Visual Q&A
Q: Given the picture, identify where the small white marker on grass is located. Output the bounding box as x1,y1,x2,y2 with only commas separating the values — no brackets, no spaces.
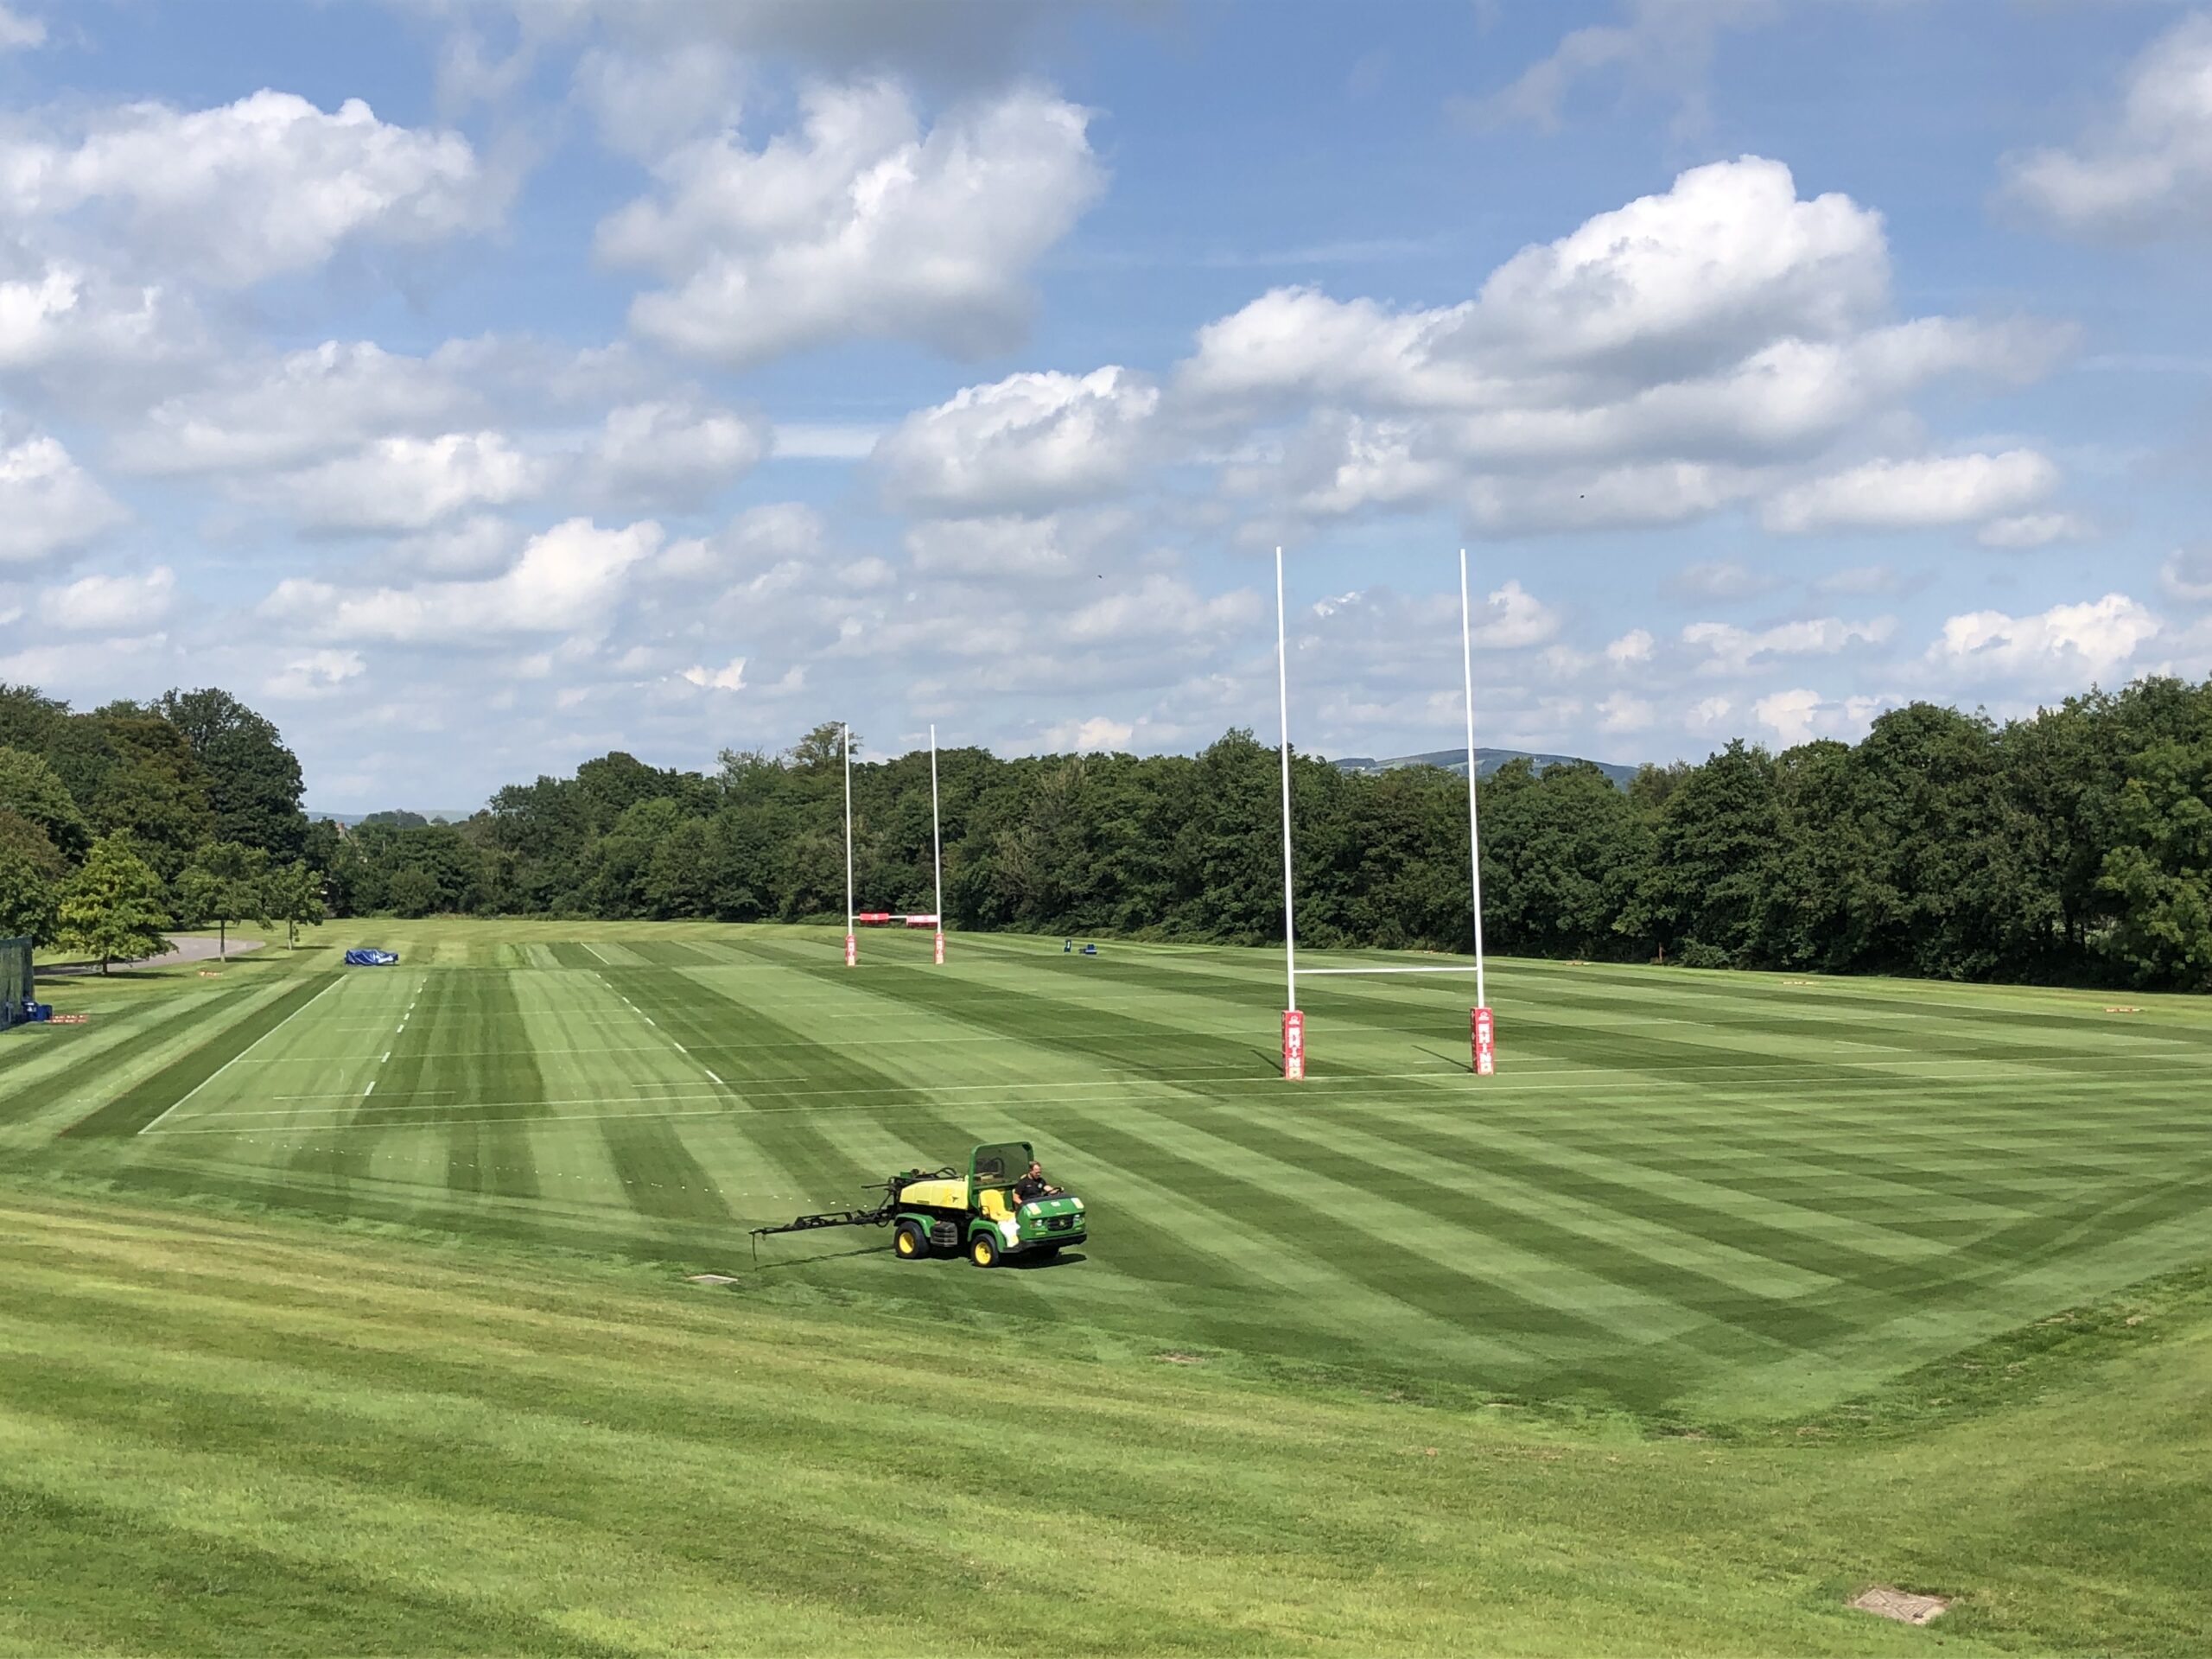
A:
363,1080,376,1097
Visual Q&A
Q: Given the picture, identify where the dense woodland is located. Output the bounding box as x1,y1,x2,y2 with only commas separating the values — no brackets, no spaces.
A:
3,676,2209,990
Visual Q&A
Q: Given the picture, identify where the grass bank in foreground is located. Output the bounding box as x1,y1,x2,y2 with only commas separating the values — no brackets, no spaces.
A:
2,1185,2207,1656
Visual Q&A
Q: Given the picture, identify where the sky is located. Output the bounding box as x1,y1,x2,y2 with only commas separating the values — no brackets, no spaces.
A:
1,0,2209,810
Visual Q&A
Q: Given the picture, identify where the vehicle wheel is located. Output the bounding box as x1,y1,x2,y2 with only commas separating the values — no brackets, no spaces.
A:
969,1231,1000,1268
893,1220,930,1261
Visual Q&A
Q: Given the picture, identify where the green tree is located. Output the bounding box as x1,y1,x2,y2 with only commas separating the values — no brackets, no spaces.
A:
386,866,438,918
85,710,215,880
175,840,272,958
0,810,67,944
0,746,92,858
264,859,327,948
156,688,308,858
2096,738,2212,989
1639,741,1784,967
56,830,172,974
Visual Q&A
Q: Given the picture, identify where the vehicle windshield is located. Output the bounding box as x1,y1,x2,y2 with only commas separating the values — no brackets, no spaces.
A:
970,1142,1033,1192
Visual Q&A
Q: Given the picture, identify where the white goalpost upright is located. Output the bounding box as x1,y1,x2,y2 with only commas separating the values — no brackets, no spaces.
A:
930,723,946,965
843,721,857,967
840,719,950,967
1273,547,1495,1078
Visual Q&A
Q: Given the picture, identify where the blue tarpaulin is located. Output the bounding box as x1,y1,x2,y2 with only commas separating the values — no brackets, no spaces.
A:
344,949,399,966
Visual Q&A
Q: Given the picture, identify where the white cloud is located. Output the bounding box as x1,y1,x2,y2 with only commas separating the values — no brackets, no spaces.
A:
574,40,743,159
875,367,1159,515
590,399,766,505
2005,15,2212,241
657,501,828,582
1041,715,1135,751
1683,614,1894,675
2162,546,2212,603
1605,627,1656,666
0,91,493,285
118,340,475,474
1977,511,2094,549
389,514,524,577
0,263,183,372
598,79,1103,366
263,649,367,700
1471,579,1560,648
0,5,44,50
1465,461,1758,534
1062,573,1262,644
0,434,129,563
681,656,747,691
1687,694,1734,733
1752,686,1822,747
1173,157,2060,537
1815,563,1903,596
903,511,1131,580
1184,159,1891,409
1933,594,2161,682
1598,690,1656,733
271,430,543,531
1670,558,1777,601
772,423,884,459
1763,450,2057,533
261,517,663,643
1459,0,1777,134
36,565,175,632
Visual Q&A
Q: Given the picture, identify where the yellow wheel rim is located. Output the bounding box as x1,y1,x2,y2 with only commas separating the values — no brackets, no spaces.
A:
973,1240,990,1263
896,1233,915,1255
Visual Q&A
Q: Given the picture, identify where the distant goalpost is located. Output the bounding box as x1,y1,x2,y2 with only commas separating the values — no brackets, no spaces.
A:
1274,548,1493,1081
841,721,947,968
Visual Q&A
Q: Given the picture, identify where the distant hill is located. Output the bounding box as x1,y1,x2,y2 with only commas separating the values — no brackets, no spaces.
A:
1330,747,1640,788
308,810,474,828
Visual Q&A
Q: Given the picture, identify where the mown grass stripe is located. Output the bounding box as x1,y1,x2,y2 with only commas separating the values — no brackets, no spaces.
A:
60,974,341,1140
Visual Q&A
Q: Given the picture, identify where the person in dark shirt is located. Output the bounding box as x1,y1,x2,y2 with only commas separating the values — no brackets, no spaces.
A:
1013,1160,1059,1203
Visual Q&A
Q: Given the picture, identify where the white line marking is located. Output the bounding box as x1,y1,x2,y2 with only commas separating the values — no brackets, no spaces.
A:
363,1080,376,1097
1296,965,1483,976
583,943,616,963
704,1070,726,1086
136,978,340,1136
671,1041,687,1053
381,1052,391,1063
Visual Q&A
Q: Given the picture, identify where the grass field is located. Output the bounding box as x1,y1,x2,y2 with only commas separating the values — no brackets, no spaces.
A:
4,920,2209,1652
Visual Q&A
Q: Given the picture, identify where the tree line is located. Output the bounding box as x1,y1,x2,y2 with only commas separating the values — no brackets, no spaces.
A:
5,676,2208,990
1,686,325,971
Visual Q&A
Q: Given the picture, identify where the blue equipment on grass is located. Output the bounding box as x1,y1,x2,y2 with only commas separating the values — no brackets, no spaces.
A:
1061,939,1099,956
344,948,400,966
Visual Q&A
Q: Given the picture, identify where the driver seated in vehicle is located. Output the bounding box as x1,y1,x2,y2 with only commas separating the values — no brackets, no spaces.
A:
1013,1160,1060,1203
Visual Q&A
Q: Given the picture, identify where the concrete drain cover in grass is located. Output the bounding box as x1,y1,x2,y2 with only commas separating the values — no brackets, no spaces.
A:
1852,1587,1949,1624
685,1273,741,1287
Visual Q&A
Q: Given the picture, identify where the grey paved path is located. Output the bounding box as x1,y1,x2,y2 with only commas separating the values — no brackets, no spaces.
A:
40,934,266,976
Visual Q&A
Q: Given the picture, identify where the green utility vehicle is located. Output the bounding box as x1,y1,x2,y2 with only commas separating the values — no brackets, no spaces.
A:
752,1141,1086,1267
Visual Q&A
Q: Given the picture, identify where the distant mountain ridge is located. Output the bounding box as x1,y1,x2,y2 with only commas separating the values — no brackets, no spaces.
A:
1330,747,1640,788
309,809,474,828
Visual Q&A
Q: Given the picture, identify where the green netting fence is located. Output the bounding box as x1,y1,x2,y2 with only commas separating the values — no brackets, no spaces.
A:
0,937,29,1033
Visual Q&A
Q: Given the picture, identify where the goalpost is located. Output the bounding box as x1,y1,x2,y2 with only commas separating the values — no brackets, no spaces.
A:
1274,548,1494,1079
842,721,948,967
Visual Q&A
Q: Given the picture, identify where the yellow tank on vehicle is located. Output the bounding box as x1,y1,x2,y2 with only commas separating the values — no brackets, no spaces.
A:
895,1177,969,1210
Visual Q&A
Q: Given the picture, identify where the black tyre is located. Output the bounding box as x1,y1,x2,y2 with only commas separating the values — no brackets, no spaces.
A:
969,1230,1001,1268
893,1220,930,1261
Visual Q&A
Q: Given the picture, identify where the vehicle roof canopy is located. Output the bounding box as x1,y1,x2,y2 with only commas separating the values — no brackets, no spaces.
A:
969,1142,1034,1188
